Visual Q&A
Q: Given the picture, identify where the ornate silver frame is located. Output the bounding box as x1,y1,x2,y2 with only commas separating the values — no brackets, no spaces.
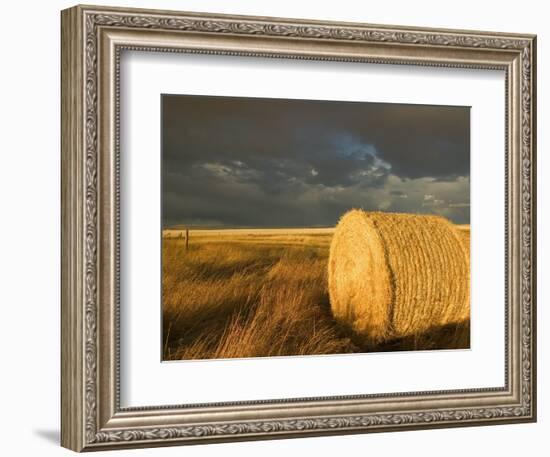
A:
61,4,537,452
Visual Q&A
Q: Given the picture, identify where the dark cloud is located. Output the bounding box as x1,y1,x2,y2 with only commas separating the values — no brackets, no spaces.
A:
162,94,470,227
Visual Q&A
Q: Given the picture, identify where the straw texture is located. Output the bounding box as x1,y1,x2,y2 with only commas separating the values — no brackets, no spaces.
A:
328,210,470,345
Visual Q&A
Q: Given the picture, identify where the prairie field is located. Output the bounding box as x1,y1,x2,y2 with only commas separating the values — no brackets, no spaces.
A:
162,224,470,361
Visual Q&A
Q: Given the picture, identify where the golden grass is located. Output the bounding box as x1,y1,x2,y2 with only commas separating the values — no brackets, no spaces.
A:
328,210,470,347
163,231,355,360
163,220,470,360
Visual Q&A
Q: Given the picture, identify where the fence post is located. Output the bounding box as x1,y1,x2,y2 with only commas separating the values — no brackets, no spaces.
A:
186,229,189,251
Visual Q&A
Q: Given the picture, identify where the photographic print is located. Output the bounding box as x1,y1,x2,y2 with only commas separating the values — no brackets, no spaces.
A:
162,94,471,361
61,7,536,449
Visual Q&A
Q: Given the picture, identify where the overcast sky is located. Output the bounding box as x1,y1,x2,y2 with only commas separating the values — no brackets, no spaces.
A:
162,94,470,228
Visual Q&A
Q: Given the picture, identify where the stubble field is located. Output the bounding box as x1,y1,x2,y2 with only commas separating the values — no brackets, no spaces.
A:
162,225,470,361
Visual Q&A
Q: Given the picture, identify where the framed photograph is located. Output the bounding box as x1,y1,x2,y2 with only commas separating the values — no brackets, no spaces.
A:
61,4,537,452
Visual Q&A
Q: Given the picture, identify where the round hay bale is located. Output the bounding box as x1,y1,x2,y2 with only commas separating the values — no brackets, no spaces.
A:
328,209,470,345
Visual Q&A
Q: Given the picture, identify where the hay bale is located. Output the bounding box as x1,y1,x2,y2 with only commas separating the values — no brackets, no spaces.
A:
328,209,470,345
456,226,470,252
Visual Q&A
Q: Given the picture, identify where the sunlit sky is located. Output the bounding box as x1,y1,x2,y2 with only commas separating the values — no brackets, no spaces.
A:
162,94,470,228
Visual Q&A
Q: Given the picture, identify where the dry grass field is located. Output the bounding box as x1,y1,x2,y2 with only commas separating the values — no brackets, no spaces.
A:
162,220,471,361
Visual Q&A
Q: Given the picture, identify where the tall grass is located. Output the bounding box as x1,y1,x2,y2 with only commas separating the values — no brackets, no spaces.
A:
163,235,356,360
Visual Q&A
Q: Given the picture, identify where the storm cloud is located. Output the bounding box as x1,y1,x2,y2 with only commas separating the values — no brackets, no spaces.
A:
162,94,470,227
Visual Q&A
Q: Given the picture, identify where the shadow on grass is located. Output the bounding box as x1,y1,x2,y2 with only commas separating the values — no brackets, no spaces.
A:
370,321,470,353
332,317,471,354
